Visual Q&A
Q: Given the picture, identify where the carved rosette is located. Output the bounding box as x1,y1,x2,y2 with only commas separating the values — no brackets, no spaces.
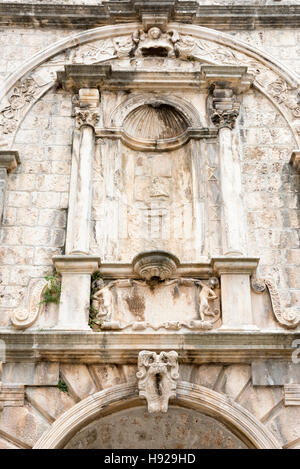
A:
211,107,240,130
136,351,179,413
251,276,300,329
11,279,47,330
75,108,100,129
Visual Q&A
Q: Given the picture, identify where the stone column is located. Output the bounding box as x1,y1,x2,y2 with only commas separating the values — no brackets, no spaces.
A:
66,88,100,255
212,257,259,331
0,151,20,222
53,89,100,331
211,88,247,256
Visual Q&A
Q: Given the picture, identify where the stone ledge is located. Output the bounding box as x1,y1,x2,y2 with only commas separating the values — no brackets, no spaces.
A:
0,330,298,364
290,150,300,173
0,384,24,407
284,384,300,406
0,151,20,172
0,3,300,29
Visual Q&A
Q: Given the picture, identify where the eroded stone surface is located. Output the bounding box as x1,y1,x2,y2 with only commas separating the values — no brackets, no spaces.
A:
64,406,248,449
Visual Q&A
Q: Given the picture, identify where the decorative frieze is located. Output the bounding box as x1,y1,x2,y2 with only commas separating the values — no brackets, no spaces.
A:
136,350,179,413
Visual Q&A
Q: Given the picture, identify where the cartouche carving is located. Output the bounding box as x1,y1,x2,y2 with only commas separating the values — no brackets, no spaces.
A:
91,276,221,331
136,350,179,413
11,278,48,329
251,276,300,329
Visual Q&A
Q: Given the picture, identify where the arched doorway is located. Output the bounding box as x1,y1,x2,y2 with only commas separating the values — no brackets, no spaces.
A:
34,382,281,449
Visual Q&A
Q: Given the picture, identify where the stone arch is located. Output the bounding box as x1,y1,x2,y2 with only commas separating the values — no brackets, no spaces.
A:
1,22,300,150
33,381,281,449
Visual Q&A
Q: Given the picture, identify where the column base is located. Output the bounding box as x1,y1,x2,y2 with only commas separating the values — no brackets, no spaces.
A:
53,255,101,332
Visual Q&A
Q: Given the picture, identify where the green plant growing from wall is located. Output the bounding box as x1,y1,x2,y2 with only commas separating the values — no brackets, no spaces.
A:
58,379,68,393
41,273,61,305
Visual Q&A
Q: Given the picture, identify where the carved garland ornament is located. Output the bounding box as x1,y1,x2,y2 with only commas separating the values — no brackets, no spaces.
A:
10,278,48,329
136,350,179,413
251,276,300,329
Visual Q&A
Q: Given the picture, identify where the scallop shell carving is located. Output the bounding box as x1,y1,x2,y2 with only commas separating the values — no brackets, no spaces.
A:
123,103,189,140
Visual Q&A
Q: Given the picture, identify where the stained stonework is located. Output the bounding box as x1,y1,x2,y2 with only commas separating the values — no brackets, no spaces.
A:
65,406,248,449
0,0,300,451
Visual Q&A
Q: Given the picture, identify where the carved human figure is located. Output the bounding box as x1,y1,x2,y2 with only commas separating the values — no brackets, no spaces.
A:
91,279,115,321
133,27,179,58
197,278,218,321
92,278,146,322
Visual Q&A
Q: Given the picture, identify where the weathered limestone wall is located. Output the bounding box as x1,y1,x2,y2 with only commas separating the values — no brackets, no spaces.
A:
0,362,299,449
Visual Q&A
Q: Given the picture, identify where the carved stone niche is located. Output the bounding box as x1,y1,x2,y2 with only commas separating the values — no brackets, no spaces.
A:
91,252,221,332
136,350,179,413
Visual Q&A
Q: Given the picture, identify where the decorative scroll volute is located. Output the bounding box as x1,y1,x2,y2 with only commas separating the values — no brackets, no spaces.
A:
136,350,179,413
10,279,48,330
251,276,300,329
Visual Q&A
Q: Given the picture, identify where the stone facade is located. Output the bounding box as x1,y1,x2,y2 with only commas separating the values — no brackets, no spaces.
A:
0,0,299,449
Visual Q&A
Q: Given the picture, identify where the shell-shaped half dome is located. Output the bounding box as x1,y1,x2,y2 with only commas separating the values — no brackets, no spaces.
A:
123,103,189,140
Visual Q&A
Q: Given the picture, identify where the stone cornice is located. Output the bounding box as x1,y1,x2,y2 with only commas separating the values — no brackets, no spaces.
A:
290,150,300,173
0,151,20,172
0,330,299,364
57,64,253,93
0,3,300,30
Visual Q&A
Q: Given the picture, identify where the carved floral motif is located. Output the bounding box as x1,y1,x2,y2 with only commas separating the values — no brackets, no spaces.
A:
75,108,100,128
136,350,179,413
0,78,38,134
251,276,300,329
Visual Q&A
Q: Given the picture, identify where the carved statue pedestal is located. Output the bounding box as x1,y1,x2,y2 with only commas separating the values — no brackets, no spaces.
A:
53,255,100,330
212,257,259,332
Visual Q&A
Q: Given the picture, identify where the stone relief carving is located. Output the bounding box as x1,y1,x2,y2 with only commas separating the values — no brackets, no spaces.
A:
75,108,100,129
251,276,300,329
210,107,240,130
10,278,48,329
0,78,38,135
132,27,180,58
2,27,300,148
136,350,179,413
91,276,221,331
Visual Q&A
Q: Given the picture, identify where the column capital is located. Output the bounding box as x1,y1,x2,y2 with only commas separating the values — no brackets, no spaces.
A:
0,151,20,172
75,108,100,129
75,88,100,129
53,255,101,274
210,87,240,130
